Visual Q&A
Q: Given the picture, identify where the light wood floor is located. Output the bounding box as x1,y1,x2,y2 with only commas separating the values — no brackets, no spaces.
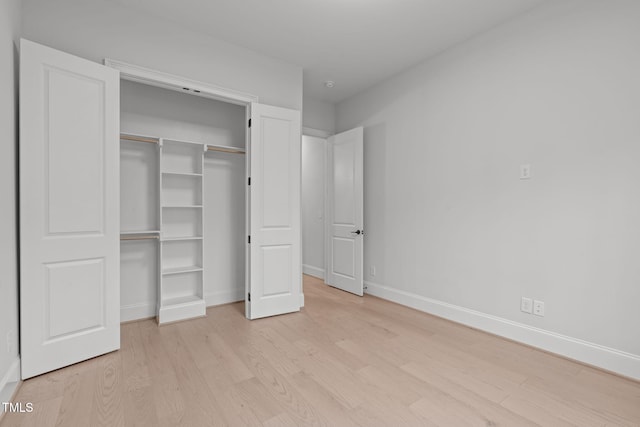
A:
2,275,639,426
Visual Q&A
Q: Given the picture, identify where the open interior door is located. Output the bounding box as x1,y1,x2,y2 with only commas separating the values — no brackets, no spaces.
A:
326,127,364,295
247,103,302,319
20,39,120,379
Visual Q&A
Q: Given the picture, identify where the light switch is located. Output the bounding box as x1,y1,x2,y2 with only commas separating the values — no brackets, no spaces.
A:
520,164,531,180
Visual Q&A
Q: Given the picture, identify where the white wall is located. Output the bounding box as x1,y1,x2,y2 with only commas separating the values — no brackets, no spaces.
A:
303,95,336,133
120,80,246,320
302,135,326,278
337,0,640,378
22,0,302,111
0,0,21,404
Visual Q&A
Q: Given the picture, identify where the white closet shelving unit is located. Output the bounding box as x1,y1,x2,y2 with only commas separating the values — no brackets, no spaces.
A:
159,137,207,324
120,132,246,324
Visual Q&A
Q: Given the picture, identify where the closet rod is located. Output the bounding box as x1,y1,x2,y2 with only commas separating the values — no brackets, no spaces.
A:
207,146,246,155
120,134,159,145
120,235,159,241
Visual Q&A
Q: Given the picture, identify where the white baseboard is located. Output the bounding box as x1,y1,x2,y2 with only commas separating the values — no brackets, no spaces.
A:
121,289,245,323
121,302,156,322
121,288,305,321
205,290,244,307
0,357,21,407
158,299,206,324
364,280,640,381
303,264,324,280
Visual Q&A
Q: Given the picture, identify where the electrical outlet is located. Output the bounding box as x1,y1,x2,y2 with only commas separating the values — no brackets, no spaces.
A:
533,300,545,317
370,266,376,277
520,164,531,180
521,297,533,314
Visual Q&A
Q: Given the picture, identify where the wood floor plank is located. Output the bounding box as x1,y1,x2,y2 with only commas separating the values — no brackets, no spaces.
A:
2,397,63,427
522,375,640,426
218,377,283,425
293,339,366,410
501,385,605,427
401,361,539,426
9,373,65,405
212,320,331,426
288,372,362,427
160,326,229,427
356,364,427,407
90,351,125,427
261,412,300,427
53,366,97,427
149,372,186,426
353,387,427,427
123,386,160,427
410,395,499,427
121,321,152,392
3,274,639,426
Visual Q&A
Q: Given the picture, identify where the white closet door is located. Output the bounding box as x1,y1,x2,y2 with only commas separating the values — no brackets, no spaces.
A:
20,39,120,379
248,103,301,319
326,127,364,296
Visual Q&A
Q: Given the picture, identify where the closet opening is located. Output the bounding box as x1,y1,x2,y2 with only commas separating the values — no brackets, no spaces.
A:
118,77,249,324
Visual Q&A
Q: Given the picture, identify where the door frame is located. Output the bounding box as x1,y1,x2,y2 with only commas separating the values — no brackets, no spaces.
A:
104,60,304,318
301,126,365,291
104,60,260,316
104,59,258,106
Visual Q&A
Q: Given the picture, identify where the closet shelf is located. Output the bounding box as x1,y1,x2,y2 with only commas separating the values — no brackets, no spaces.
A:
120,230,160,235
121,235,159,241
162,171,203,177
162,266,203,276
161,295,204,308
161,236,203,242
161,205,203,209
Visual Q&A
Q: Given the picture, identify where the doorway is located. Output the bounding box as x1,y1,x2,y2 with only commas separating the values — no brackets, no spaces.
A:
301,127,364,296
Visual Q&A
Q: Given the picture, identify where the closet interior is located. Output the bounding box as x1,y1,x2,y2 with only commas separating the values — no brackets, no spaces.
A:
119,80,247,324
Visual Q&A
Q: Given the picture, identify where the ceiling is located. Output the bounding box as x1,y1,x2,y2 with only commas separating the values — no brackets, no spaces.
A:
109,0,546,104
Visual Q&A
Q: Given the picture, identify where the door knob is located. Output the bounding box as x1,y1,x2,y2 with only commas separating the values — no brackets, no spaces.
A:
350,230,362,235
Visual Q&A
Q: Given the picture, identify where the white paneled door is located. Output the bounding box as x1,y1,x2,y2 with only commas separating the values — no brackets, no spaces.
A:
326,127,364,295
20,39,120,379
247,103,302,319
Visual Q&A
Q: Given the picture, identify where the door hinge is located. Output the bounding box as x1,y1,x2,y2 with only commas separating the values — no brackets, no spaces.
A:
248,235,251,244
248,292,251,302
248,177,251,185
248,118,251,128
